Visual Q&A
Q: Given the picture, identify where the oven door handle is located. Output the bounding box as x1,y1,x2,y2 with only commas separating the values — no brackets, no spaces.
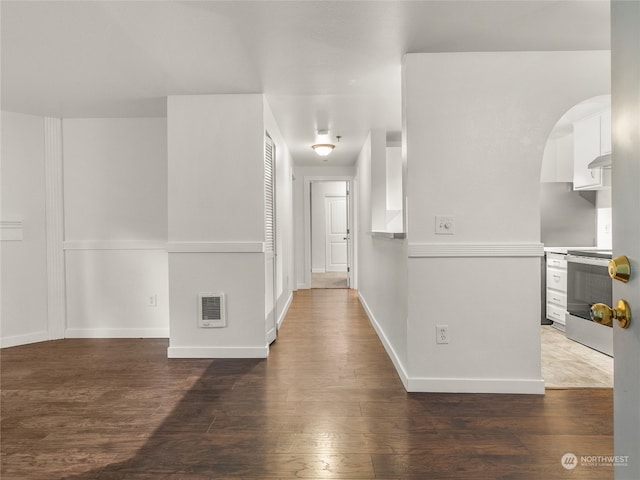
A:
566,254,610,267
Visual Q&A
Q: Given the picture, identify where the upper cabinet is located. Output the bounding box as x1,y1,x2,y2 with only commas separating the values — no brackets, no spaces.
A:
573,107,611,190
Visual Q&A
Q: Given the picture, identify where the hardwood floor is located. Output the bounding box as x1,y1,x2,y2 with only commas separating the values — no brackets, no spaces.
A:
1,289,613,479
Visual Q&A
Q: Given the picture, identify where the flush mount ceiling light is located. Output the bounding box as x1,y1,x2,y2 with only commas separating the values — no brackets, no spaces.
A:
311,143,335,157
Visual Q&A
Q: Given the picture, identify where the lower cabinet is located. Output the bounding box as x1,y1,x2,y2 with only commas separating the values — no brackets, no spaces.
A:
546,253,568,329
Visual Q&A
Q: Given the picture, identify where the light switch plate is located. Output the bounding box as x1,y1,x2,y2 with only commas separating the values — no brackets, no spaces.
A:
435,215,455,235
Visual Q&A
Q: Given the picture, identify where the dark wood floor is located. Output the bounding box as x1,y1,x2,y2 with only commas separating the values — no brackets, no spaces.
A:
1,289,613,479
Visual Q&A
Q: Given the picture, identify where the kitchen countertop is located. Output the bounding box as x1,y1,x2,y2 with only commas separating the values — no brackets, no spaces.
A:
544,246,602,255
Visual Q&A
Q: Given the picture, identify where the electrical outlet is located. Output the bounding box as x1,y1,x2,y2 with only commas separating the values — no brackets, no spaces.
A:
435,215,455,235
147,294,158,307
436,324,449,344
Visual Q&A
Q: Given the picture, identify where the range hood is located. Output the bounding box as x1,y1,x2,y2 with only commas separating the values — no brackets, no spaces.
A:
587,153,612,169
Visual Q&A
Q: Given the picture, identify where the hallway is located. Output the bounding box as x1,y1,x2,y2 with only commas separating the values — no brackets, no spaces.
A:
1,289,612,479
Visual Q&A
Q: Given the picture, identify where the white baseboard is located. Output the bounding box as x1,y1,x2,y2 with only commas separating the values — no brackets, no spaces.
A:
167,346,269,358
358,293,409,390
65,328,169,338
311,268,326,273
358,292,544,395
407,377,545,395
0,331,49,348
277,292,293,329
297,283,310,290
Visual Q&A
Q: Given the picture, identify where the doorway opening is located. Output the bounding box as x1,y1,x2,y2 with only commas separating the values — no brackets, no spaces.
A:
539,94,613,388
310,180,350,289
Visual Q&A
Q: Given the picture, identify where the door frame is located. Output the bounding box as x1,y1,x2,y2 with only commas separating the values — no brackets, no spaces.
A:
303,176,356,290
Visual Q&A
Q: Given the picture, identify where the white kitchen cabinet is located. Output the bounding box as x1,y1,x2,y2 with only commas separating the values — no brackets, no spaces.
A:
573,113,603,190
573,107,612,190
546,252,567,329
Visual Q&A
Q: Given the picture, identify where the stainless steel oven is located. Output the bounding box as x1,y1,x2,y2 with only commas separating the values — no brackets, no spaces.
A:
565,250,613,356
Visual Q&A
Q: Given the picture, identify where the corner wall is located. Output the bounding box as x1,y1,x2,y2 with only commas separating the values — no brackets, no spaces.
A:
1,111,49,347
403,51,610,393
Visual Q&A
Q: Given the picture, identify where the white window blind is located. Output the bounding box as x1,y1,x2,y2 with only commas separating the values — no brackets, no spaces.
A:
265,135,275,253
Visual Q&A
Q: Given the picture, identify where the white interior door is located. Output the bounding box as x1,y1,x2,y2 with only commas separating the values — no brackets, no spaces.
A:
325,196,348,272
612,4,640,476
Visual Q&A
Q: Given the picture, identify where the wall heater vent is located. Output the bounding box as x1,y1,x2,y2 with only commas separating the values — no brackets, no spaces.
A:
198,293,226,328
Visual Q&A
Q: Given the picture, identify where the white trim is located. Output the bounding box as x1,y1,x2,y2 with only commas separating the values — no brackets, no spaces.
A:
297,282,310,290
1,331,49,349
311,268,326,273
277,291,293,329
65,328,169,338
358,292,409,390
408,242,544,258
406,377,545,395
167,241,265,253
167,345,269,358
0,220,23,241
44,117,67,341
266,327,277,344
64,241,167,251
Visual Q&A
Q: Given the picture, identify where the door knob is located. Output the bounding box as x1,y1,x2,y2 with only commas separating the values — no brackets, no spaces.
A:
591,299,631,329
608,256,631,283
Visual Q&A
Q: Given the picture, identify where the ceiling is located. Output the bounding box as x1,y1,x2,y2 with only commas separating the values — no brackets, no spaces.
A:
1,1,610,166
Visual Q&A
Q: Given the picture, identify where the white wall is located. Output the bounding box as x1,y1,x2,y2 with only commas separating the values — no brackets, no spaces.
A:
0,111,49,347
62,118,169,337
404,51,610,393
311,181,347,272
293,165,355,289
167,94,268,358
356,131,409,383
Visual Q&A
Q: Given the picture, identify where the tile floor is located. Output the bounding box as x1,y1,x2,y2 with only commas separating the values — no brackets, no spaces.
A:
541,325,613,388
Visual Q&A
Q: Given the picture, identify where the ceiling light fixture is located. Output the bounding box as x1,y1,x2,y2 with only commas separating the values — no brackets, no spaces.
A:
311,143,335,157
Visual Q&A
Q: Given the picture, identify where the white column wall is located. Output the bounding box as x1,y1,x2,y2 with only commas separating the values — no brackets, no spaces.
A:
404,51,610,393
167,94,267,358
0,111,49,347
62,118,169,338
